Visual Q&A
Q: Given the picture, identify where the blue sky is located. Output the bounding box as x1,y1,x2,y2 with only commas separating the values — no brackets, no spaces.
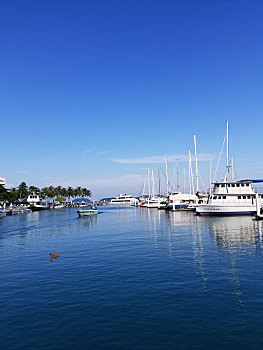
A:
1,0,263,199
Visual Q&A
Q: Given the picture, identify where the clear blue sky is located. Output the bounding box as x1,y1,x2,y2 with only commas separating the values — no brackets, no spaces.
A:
1,0,263,199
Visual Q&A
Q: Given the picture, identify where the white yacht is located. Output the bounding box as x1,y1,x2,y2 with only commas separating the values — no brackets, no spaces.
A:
27,193,50,211
109,194,137,205
196,121,263,216
165,192,197,210
196,180,263,216
141,195,167,208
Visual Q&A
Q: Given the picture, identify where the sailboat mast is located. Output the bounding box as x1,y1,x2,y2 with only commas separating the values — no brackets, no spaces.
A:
209,160,212,194
194,134,199,192
151,169,155,196
165,157,169,195
183,168,186,193
177,158,179,192
188,150,192,195
147,169,151,197
158,167,161,196
226,121,229,182
231,156,234,181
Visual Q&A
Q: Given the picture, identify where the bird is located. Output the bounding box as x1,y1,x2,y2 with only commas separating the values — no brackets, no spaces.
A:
49,253,63,261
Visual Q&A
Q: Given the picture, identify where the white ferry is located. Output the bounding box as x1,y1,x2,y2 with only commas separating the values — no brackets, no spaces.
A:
196,180,263,216
109,194,137,205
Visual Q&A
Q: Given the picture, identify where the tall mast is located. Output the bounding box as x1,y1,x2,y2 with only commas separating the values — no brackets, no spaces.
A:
147,169,151,197
194,134,199,192
183,168,186,193
188,150,192,194
158,167,161,196
225,121,229,182
143,177,146,196
151,169,155,196
189,149,195,194
209,160,212,194
165,157,169,195
177,158,179,192
231,156,234,181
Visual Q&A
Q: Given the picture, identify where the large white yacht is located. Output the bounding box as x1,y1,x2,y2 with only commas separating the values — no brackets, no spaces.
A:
27,193,50,211
196,121,263,216
109,194,137,205
196,180,263,216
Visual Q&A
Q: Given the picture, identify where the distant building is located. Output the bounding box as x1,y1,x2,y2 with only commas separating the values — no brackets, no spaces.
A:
0,177,6,186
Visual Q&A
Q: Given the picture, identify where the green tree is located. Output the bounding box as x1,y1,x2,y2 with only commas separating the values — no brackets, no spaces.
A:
67,186,74,202
17,182,28,200
9,187,18,202
0,185,9,202
29,186,40,194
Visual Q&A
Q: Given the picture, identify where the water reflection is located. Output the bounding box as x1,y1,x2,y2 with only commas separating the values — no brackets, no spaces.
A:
78,215,98,229
208,216,263,255
207,216,263,312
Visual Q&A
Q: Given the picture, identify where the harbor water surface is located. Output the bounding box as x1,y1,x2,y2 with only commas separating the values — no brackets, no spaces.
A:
1,206,263,349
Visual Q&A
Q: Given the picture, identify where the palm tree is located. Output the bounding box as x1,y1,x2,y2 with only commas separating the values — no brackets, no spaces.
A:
67,186,74,203
29,186,39,194
76,187,82,202
17,182,28,200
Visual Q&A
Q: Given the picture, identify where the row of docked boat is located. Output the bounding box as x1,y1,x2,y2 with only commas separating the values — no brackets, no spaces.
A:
109,181,263,216
109,122,263,216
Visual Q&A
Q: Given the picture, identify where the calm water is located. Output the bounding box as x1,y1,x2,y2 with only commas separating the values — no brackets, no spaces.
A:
1,206,263,349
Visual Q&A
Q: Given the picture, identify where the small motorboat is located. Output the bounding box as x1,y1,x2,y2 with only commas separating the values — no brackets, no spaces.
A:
77,205,99,217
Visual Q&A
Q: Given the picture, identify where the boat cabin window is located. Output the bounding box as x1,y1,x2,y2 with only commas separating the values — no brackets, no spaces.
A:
237,184,240,187
243,196,246,199
221,184,225,187
241,184,245,187
223,196,226,199
238,196,241,199
231,184,235,187
213,196,217,200
218,196,221,199
246,183,249,186
247,196,251,199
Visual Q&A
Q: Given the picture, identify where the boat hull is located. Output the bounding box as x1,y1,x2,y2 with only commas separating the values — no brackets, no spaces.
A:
30,205,50,212
77,210,98,216
196,205,257,216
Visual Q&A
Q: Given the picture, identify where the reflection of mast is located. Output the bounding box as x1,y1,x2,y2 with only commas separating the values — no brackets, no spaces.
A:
192,217,207,291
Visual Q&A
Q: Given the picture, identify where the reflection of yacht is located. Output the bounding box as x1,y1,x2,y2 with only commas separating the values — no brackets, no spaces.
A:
27,193,50,211
208,216,262,254
109,194,137,205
